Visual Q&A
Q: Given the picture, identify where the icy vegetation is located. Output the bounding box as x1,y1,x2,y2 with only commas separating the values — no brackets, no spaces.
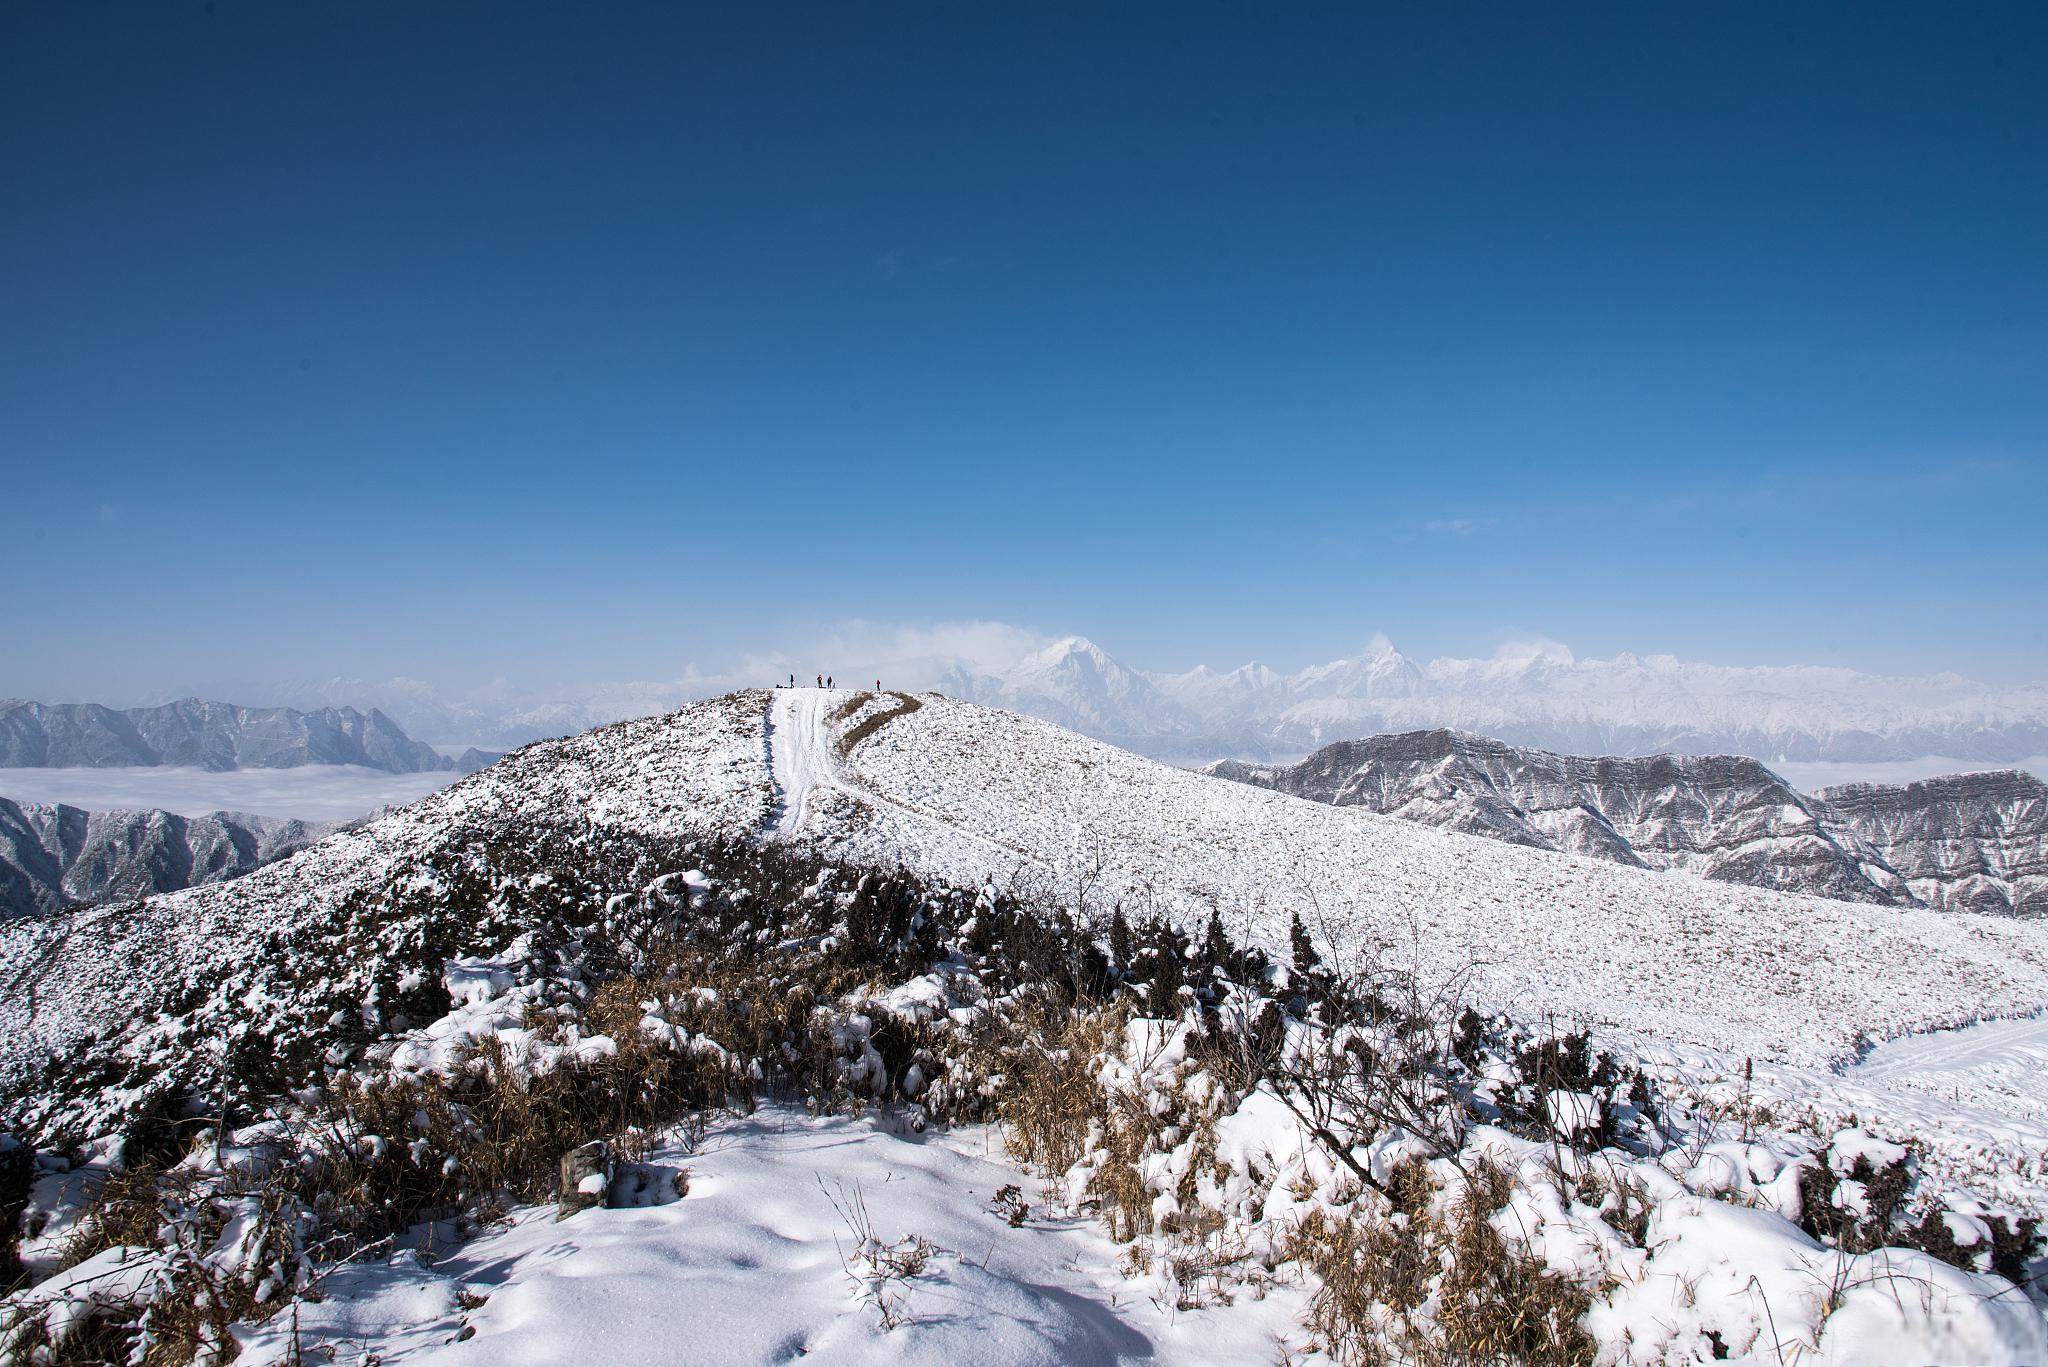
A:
1,689,2044,1363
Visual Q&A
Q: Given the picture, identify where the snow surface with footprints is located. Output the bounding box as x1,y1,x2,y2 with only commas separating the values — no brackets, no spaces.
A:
234,1105,1305,1367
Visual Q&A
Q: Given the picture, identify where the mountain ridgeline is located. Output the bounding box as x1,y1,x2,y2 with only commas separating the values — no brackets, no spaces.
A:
223,634,2048,765
1817,770,2048,920
1207,729,2046,917
0,798,332,919
0,698,459,773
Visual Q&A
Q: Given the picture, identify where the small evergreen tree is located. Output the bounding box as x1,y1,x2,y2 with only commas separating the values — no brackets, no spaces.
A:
1289,909,1321,979
1142,917,1186,1017
1107,904,1134,980
1198,908,1231,986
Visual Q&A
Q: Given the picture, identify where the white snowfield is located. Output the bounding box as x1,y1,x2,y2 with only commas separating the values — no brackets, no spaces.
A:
760,689,2048,1218
770,689,2048,1069
234,1106,1306,1367
0,693,773,1091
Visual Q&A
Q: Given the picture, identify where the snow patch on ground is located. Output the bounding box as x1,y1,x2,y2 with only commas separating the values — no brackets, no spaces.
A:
1846,1013,2048,1126
234,1106,1302,1367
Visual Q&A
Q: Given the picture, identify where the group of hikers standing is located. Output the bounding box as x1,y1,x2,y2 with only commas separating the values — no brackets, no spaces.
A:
781,672,883,690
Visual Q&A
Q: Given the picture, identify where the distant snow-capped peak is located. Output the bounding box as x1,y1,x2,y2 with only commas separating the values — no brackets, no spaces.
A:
205,632,2048,768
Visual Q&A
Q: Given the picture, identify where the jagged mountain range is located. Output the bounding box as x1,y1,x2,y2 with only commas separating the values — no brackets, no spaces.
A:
1818,770,2048,919
0,798,332,919
1208,730,2046,917
232,633,2048,766
0,699,495,774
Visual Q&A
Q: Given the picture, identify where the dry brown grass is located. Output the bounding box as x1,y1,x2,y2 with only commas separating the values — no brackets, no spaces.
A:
837,692,923,757
829,692,877,722
49,1163,307,1367
984,999,1239,1248
1288,1159,1595,1367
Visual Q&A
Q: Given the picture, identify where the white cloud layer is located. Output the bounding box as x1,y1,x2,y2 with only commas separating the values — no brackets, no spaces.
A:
0,766,460,823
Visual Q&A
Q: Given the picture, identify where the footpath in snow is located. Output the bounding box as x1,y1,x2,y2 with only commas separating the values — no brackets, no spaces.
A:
768,688,839,837
1846,1012,2048,1126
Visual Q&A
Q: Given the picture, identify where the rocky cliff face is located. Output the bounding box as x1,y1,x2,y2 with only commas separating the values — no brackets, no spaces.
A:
1209,730,1925,907
1211,732,2048,916
0,799,330,919
1816,771,2048,917
0,699,449,773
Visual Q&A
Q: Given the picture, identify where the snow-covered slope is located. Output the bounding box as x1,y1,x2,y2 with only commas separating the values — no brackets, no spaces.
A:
772,692,2048,1065
0,692,772,1103
8,687,2048,1361
232,1104,1301,1367
8,688,2045,1097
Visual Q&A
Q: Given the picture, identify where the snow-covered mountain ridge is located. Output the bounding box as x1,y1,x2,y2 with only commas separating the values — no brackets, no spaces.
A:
1206,729,2046,916
946,634,2048,765
779,691,2048,1064
6,690,2048,1362
0,799,332,920
203,633,2048,766
1819,769,2048,918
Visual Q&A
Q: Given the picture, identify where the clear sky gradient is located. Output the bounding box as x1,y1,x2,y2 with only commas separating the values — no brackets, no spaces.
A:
4,2,2044,701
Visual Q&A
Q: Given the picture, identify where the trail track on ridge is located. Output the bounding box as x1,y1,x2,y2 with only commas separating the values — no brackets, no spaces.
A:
766,687,837,835
765,689,1043,869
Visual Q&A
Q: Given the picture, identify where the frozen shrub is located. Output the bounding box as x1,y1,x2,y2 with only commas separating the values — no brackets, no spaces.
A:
0,1137,28,1292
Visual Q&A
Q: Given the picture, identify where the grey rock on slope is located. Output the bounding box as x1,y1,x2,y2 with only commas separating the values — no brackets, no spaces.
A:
1817,770,2047,917
1208,730,1910,906
0,699,449,773
0,798,331,919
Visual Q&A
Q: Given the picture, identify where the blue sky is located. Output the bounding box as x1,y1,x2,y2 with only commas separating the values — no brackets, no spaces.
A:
4,1,2044,701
